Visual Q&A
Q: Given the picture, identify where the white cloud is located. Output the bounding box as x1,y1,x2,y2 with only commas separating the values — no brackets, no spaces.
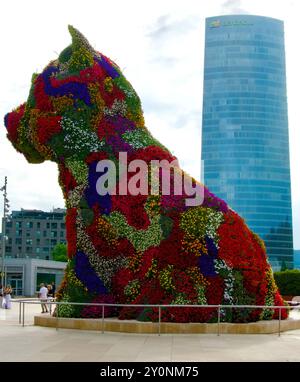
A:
221,0,249,14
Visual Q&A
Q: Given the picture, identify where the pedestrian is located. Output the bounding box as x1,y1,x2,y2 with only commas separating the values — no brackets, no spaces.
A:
51,281,56,298
3,285,12,309
47,284,53,297
0,284,2,308
46,284,53,313
38,283,49,313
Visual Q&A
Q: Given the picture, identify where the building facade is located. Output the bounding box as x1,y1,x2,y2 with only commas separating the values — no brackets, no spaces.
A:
2,258,66,296
202,15,294,270
294,250,300,270
3,208,66,260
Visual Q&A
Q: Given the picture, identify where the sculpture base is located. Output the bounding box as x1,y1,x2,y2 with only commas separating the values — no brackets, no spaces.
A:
34,315,300,334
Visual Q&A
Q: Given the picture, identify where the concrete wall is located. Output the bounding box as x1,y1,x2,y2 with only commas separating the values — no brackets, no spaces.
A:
4,258,66,296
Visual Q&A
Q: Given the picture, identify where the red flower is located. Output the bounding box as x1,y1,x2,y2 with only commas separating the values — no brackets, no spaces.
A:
128,145,177,164
80,294,116,318
58,163,77,196
218,210,269,298
34,76,54,111
50,62,106,87
111,194,150,230
85,152,108,164
5,104,25,143
273,291,288,319
36,115,61,144
111,268,133,303
65,208,77,258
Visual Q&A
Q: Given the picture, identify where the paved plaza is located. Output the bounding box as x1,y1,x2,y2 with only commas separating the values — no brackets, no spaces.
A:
1,300,300,362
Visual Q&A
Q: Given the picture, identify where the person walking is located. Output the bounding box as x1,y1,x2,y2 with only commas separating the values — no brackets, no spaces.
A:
38,283,49,313
51,281,56,298
0,284,3,309
3,285,12,309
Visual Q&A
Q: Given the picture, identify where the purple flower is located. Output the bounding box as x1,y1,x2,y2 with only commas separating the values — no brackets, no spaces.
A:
203,188,228,213
198,236,218,277
42,66,92,106
107,135,133,155
85,161,112,215
95,56,120,79
75,251,107,294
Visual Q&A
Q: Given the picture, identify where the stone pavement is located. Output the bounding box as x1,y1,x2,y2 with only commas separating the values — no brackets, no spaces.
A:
1,299,300,362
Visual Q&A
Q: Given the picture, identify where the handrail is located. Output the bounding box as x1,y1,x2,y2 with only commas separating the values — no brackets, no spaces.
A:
15,299,300,337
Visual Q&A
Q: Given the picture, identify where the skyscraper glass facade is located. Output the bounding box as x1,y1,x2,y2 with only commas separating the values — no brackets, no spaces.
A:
202,15,294,270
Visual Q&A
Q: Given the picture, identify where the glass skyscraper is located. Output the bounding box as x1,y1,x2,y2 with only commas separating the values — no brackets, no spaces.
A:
201,15,294,270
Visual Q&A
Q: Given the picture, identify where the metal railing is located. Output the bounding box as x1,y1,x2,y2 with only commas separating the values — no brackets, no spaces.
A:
13,299,300,337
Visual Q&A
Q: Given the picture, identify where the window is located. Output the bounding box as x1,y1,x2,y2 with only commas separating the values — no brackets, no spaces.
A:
16,221,22,229
61,223,66,229
15,238,22,245
43,231,47,237
51,231,57,238
43,247,49,253
60,231,65,238
16,230,22,237
26,222,33,229
51,239,57,245
36,230,41,237
36,238,40,244
37,222,41,229
46,223,50,229
51,223,57,229
36,247,41,254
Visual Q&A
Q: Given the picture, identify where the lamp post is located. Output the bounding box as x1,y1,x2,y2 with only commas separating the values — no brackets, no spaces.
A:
0,176,9,289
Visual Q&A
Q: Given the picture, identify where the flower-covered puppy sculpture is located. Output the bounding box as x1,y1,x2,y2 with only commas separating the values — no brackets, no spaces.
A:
4,26,287,322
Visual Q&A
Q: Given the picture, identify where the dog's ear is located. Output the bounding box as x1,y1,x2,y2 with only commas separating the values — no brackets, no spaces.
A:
58,25,95,72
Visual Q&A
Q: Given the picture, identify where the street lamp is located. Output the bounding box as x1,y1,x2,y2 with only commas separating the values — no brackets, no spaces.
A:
0,176,9,289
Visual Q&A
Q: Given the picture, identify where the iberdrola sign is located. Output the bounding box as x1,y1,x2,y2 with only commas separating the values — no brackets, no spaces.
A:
209,19,254,28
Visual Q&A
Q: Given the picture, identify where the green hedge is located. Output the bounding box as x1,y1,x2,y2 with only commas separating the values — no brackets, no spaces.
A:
274,270,300,296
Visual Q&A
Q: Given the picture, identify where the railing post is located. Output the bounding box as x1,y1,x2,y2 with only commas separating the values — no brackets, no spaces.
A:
278,307,281,337
22,302,25,327
158,306,161,336
56,302,59,331
19,301,21,324
102,305,104,334
217,305,221,336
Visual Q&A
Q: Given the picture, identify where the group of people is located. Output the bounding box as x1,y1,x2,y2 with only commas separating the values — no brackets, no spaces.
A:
38,282,56,313
0,281,56,313
0,284,12,309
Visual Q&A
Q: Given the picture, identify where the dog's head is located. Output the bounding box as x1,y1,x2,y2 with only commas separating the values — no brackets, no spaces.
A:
4,26,144,164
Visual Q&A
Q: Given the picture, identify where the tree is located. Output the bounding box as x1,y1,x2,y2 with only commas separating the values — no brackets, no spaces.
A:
51,243,67,262
280,260,288,272
274,270,300,296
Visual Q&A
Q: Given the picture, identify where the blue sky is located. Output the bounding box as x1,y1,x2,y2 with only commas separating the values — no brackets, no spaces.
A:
0,0,299,248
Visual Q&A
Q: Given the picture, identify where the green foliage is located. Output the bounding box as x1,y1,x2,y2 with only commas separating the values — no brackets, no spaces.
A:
159,215,173,239
106,211,163,252
280,260,288,272
52,243,68,262
274,270,300,296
